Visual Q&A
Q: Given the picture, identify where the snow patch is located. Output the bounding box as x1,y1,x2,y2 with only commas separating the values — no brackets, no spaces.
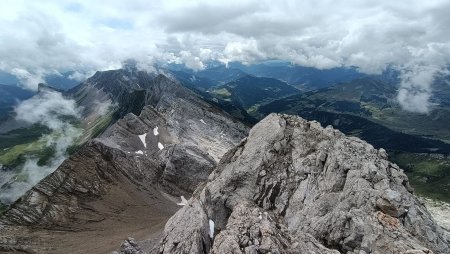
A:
153,126,159,136
158,142,164,150
138,133,147,148
200,119,207,125
177,196,188,206
135,150,144,155
209,219,215,239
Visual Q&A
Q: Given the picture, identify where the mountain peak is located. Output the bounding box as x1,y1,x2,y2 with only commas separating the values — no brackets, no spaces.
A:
158,113,449,253
37,83,62,93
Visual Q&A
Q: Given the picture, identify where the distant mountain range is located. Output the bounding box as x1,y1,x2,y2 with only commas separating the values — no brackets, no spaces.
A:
167,61,370,91
257,77,450,144
229,61,366,90
0,70,81,91
172,64,450,144
168,64,450,202
1,62,450,205
2,63,449,152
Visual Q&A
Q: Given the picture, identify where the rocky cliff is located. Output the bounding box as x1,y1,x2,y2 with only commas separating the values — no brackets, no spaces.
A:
158,114,450,254
0,70,248,253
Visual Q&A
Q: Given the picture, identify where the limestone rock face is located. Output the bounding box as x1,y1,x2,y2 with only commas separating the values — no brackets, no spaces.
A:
0,70,248,253
159,114,450,254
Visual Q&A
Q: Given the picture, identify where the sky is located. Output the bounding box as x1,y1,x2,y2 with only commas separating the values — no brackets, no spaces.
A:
1,0,450,112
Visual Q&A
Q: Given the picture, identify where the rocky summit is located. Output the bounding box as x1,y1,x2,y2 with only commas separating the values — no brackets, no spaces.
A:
158,114,449,254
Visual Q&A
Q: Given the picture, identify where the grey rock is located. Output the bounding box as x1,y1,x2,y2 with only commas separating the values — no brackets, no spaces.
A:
0,70,248,253
120,237,143,254
159,113,450,254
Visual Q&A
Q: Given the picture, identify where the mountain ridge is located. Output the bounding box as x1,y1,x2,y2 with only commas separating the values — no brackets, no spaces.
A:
0,68,249,253
257,77,450,143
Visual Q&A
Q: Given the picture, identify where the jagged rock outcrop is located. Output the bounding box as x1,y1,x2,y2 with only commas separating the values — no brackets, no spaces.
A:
117,237,143,254
0,70,248,253
158,114,450,254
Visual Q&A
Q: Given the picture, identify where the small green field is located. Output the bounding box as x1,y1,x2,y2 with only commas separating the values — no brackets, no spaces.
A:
0,139,47,167
0,125,53,167
0,109,115,168
0,125,50,150
211,88,231,97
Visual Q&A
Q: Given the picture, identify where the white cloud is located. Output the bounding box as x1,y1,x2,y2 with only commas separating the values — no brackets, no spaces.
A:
15,89,81,129
1,0,450,112
178,51,205,71
10,68,46,91
68,70,95,82
0,89,84,204
93,99,115,116
397,65,438,113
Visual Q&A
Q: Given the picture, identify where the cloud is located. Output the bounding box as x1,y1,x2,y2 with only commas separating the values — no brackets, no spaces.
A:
93,100,116,116
397,65,441,113
1,0,450,112
68,70,96,82
10,68,46,91
0,89,82,204
15,89,81,129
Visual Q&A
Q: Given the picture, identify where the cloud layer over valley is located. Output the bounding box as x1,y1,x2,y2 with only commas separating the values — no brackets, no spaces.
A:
1,0,450,112
0,89,82,203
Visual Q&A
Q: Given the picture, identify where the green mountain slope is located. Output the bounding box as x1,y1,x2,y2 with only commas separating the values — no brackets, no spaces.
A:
260,77,450,143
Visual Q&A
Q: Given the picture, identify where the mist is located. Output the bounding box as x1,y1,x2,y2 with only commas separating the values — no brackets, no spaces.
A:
0,89,82,204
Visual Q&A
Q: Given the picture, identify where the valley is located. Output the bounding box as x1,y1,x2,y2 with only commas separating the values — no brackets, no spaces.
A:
0,63,449,253
1,1,450,253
